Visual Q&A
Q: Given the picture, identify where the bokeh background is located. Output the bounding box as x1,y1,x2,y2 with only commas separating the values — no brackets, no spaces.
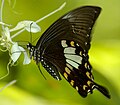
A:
0,0,120,105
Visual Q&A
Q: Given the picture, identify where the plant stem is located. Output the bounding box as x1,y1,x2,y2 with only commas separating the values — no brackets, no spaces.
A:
11,2,66,39
35,2,66,23
0,0,5,30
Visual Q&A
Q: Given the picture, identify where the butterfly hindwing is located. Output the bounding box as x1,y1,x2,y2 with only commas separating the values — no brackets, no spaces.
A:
41,58,61,80
42,39,110,98
41,39,93,97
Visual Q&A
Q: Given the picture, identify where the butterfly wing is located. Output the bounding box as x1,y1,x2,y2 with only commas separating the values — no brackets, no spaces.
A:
35,6,110,98
36,6,100,79
36,6,101,51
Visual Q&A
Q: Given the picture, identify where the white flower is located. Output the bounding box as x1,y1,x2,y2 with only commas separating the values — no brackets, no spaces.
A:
8,21,41,64
10,20,41,33
11,42,31,64
0,26,31,64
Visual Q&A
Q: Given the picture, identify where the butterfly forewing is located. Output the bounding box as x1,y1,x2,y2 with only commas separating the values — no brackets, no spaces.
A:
36,6,101,51
27,6,110,98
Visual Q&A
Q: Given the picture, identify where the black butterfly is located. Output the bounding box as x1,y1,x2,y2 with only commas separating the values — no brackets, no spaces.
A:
27,6,110,98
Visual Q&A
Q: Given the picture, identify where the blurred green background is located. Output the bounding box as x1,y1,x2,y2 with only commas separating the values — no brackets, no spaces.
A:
0,0,120,105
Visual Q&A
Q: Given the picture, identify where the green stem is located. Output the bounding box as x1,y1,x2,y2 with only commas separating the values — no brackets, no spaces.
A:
0,0,5,30
11,2,66,39
35,2,66,23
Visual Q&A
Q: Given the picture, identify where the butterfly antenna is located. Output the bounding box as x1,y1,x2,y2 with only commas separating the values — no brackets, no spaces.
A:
30,22,33,43
37,64,47,80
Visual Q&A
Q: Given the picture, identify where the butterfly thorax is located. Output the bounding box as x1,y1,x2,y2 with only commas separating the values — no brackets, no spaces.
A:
27,43,41,63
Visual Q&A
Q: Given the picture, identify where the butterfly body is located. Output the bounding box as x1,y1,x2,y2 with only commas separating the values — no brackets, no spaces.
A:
27,6,110,98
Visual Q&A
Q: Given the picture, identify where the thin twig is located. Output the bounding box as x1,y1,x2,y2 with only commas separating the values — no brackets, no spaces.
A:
35,2,66,23
0,58,11,80
0,80,17,92
11,28,25,39
11,2,66,39
0,0,5,30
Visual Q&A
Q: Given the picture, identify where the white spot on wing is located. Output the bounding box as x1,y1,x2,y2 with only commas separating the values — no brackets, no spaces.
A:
61,40,68,47
64,47,75,54
65,54,82,64
66,59,79,69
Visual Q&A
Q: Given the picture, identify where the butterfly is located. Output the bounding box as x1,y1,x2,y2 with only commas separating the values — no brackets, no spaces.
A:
27,6,110,98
